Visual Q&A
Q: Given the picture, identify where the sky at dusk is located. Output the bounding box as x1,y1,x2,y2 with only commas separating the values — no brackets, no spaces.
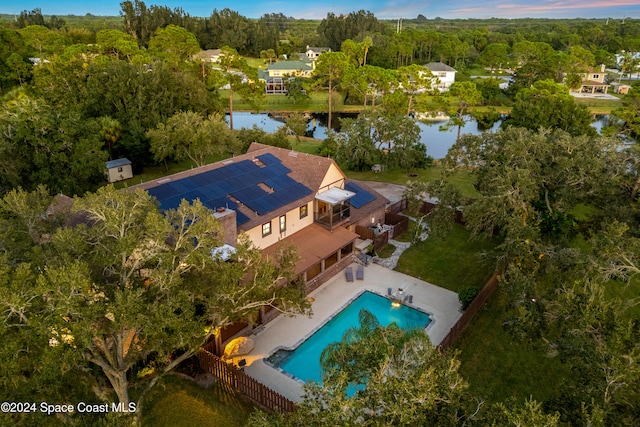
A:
1,0,639,20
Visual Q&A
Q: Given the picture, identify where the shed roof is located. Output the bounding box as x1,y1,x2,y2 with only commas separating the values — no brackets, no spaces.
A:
106,158,132,169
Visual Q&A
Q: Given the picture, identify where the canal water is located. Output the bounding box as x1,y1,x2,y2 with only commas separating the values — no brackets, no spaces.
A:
228,112,611,160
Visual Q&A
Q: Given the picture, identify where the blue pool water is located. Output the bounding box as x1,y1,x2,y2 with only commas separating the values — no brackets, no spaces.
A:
269,291,431,385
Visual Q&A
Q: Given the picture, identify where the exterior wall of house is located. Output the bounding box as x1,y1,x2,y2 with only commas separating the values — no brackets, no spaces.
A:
585,71,605,83
318,163,346,192
243,201,313,249
436,71,456,89
267,69,311,78
419,69,456,92
106,164,133,183
580,64,606,83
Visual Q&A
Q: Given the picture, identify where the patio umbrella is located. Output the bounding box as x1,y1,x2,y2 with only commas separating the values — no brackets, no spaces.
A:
223,337,255,360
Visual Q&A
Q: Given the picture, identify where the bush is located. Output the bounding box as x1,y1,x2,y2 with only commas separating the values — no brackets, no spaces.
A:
458,286,481,310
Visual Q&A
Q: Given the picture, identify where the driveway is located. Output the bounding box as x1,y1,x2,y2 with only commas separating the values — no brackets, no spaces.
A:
359,180,407,204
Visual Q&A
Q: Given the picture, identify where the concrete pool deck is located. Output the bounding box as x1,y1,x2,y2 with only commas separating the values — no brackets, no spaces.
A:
240,262,462,402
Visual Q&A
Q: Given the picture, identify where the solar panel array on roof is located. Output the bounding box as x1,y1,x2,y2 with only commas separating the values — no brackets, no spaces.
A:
146,154,312,227
345,182,376,209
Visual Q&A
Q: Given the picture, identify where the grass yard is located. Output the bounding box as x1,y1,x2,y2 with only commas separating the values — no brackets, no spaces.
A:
345,164,479,198
573,96,621,113
376,243,396,258
454,292,568,405
113,154,229,189
394,223,498,293
393,222,570,406
221,90,338,113
290,137,323,155
142,375,256,427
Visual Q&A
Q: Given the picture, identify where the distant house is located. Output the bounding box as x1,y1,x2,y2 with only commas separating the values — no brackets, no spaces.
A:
424,62,457,91
194,49,222,63
259,60,313,94
105,158,133,183
570,64,610,94
615,51,640,69
305,46,330,61
264,60,313,78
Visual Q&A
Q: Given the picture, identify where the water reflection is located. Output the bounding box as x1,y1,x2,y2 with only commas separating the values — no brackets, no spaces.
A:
226,112,610,160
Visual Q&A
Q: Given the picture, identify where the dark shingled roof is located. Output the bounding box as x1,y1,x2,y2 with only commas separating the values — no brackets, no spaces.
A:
131,143,340,232
424,62,457,72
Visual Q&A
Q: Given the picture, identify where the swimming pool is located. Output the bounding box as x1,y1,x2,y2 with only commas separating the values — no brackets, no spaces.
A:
267,291,431,385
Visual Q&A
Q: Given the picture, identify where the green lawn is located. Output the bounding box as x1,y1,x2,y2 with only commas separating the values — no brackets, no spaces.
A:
394,224,497,293
454,292,568,405
290,137,323,154
345,165,479,198
573,96,621,113
142,375,256,427
113,154,229,189
393,223,570,406
376,243,396,258
221,90,335,112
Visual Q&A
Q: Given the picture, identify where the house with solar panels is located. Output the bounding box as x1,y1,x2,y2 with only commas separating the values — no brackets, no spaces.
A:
131,142,388,294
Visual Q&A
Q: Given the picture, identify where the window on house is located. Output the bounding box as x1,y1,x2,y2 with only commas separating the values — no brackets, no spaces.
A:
300,204,308,219
279,215,286,232
117,167,123,172
438,72,447,78
593,74,599,79
262,221,272,237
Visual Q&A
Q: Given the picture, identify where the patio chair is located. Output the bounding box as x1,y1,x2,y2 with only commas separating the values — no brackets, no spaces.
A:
345,266,354,282
356,264,364,280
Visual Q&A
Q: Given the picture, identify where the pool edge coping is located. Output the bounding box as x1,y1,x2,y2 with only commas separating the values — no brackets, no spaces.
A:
261,288,435,384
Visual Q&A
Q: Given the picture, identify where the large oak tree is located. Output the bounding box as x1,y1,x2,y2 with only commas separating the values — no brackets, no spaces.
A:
1,186,309,424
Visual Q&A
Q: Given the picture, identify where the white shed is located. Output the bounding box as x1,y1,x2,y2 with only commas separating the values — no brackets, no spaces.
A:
105,158,133,183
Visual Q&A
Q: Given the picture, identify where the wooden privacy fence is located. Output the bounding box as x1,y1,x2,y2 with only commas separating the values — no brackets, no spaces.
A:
386,198,408,215
385,211,409,238
438,273,499,352
198,349,296,413
354,225,389,251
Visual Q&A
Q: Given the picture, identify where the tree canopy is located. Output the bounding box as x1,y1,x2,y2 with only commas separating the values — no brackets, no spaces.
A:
0,186,310,424
505,79,596,137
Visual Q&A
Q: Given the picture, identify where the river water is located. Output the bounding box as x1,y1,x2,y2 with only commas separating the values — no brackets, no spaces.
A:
228,112,610,160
